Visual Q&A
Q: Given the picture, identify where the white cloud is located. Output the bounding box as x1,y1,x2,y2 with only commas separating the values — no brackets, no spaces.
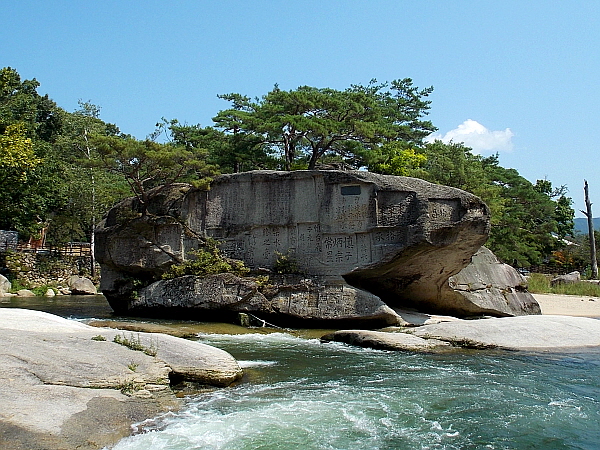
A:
426,119,514,154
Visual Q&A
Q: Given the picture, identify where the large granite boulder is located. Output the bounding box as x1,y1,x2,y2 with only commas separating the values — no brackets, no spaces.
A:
443,246,540,316
0,308,242,450
133,274,401,328
96,170,506,322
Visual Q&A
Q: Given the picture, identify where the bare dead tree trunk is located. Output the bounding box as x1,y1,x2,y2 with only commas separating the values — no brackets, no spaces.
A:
583,180,598,279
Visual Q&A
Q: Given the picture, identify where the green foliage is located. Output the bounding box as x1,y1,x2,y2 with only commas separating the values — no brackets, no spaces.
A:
154,118,273,174
527,273,600,296
91,335,107,341
273,250,301,274
0,67,62,142
411,140,574,267
0,123,41,178
89,134,218,214
8,278,31,293
113,333,158,357
213,79,436,170
363,142,427,176
162,238,249,279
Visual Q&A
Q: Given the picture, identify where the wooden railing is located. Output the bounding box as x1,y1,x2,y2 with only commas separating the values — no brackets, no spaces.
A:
8,242,92,257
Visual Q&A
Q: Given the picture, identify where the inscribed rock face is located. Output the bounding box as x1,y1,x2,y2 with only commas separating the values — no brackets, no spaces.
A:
96,170,534,323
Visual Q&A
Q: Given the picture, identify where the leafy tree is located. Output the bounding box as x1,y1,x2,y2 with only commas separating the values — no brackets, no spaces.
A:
89,134,218,215
480,164,573,267
0,123,41,178
0,123,44,233
213,79,436,170
409,140,574,267
362,142,427,176
0,67,62,143
0,68,65,236
153,118,274,173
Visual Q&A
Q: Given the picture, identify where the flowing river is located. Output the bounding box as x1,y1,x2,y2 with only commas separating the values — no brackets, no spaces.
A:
2,296,599,450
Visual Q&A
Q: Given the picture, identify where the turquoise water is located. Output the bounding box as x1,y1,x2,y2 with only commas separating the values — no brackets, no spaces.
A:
2,298,598,449
111,332,600,450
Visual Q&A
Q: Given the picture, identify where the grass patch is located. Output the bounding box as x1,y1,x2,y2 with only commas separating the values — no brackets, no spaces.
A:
113,333,158,357
118,379,142,395
527,273,600,296
91,335,107,341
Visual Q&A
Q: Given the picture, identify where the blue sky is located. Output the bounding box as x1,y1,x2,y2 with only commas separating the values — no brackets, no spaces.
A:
2,0,599,217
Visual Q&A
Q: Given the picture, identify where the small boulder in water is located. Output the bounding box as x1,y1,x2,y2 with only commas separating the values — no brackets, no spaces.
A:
0,274,11,297
321,329,451,352
17,289,36,297
69,276,97,295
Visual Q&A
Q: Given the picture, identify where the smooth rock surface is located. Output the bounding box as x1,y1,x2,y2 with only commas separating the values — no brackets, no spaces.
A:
410,315,600,351
16,289,35,297
0,274,10,296
68,276,97,295
551,271,581,286
0,309,242,449
321,329,451,352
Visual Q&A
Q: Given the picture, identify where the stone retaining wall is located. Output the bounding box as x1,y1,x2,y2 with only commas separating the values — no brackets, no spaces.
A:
0,251,99,287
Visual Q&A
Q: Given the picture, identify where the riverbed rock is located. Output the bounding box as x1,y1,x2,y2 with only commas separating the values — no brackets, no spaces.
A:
134,273,402,327
0,274,10,297
321,329,451,352
444,246,541,317
16,289,35,297
410,315,600,351
0,309,243,450
322,315,600,353
68,276,97,295
96,171,494,322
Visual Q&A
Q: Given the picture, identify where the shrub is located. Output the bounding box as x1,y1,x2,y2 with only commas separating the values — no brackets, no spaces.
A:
273,250,301,274
162,238,249,279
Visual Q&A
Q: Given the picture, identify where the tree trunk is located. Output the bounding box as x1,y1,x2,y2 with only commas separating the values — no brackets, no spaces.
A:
90,169,96,278
583,180,598,279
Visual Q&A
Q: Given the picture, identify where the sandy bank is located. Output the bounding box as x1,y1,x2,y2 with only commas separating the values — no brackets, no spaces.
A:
533,293,600,317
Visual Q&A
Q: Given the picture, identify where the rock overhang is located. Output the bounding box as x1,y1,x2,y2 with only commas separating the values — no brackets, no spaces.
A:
96,170,535,322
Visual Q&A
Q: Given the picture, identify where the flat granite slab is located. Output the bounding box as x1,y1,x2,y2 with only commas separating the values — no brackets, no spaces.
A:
410,315,600,351
321,315,600,353
321,329,451,352
0,309,242,450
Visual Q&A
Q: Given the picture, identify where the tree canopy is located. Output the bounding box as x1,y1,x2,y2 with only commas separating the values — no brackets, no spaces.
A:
0,67,575,268
213,79,436,170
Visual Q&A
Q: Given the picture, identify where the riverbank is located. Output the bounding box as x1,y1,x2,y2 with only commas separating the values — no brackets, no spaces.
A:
533,293,600,317
0,309,242,450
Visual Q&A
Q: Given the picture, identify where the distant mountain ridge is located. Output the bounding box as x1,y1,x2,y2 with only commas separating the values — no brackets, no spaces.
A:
574,217,600,234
